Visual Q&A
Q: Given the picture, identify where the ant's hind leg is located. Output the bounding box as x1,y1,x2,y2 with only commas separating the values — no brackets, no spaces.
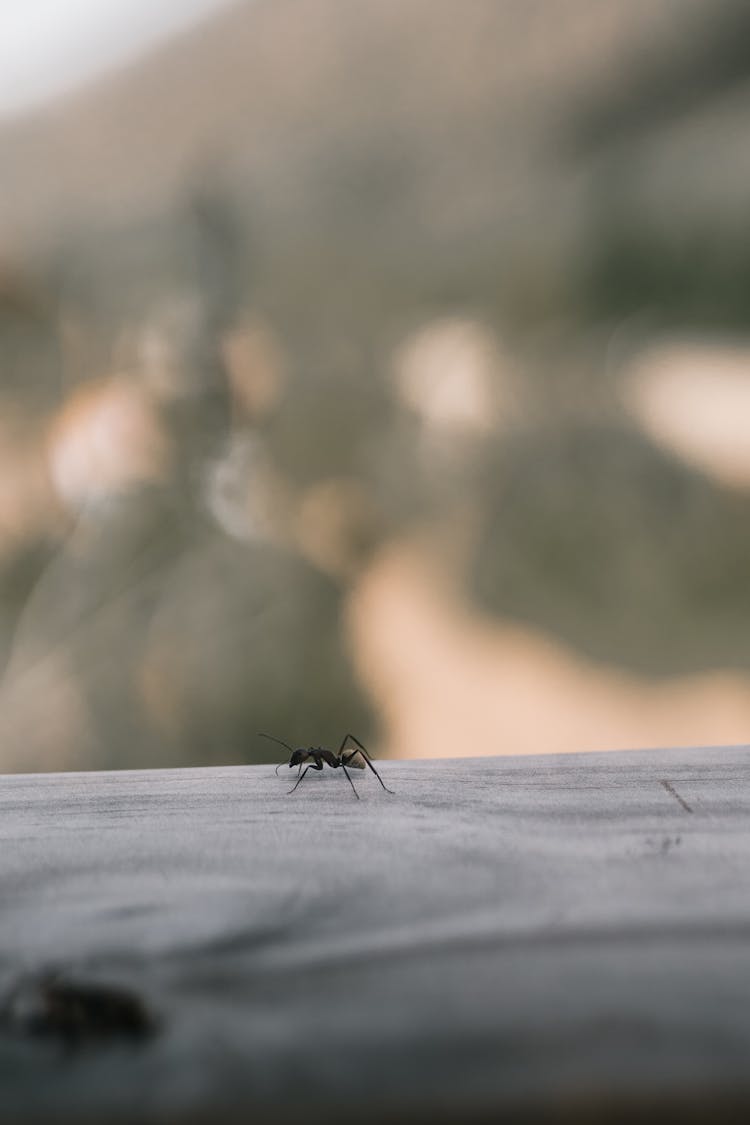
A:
341,736,394,794
359,757,395,794
338,733,366,756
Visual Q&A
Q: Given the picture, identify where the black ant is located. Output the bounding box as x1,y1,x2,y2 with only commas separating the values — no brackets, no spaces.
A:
259,732,394,798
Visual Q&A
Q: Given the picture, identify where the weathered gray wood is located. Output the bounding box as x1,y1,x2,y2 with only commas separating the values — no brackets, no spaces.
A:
1,746,749,1122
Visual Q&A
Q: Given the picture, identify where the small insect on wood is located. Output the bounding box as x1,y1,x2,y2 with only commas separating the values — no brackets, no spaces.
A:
259,732,394,798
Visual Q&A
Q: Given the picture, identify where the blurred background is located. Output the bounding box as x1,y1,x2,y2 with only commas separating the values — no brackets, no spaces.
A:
1,0,750,771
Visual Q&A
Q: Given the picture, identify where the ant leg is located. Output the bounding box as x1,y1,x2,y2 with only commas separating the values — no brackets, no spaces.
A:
341,765,362,801
288,760,323,795
349,754,394,794
288,766,310,794
339,733,371,758
338,733,366,758
335,733,366,770
340,735,394,794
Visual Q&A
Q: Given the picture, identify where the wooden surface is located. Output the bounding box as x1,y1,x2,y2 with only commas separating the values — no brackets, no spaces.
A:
1,745,749,1122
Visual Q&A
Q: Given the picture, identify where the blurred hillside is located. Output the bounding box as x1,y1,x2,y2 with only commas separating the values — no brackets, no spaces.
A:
1,0,750,770
2,0,740,291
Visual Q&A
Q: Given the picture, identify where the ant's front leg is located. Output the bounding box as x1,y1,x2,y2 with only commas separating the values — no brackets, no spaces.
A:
288,759,324,794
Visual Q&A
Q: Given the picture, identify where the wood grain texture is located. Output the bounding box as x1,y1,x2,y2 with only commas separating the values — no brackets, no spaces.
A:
1,745,749,1122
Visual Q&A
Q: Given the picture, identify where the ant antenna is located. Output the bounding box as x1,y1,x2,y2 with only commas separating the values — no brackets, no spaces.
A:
259,732,296,774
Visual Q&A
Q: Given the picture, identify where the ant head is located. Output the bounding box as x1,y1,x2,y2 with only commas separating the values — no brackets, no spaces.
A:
289,749,308,768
